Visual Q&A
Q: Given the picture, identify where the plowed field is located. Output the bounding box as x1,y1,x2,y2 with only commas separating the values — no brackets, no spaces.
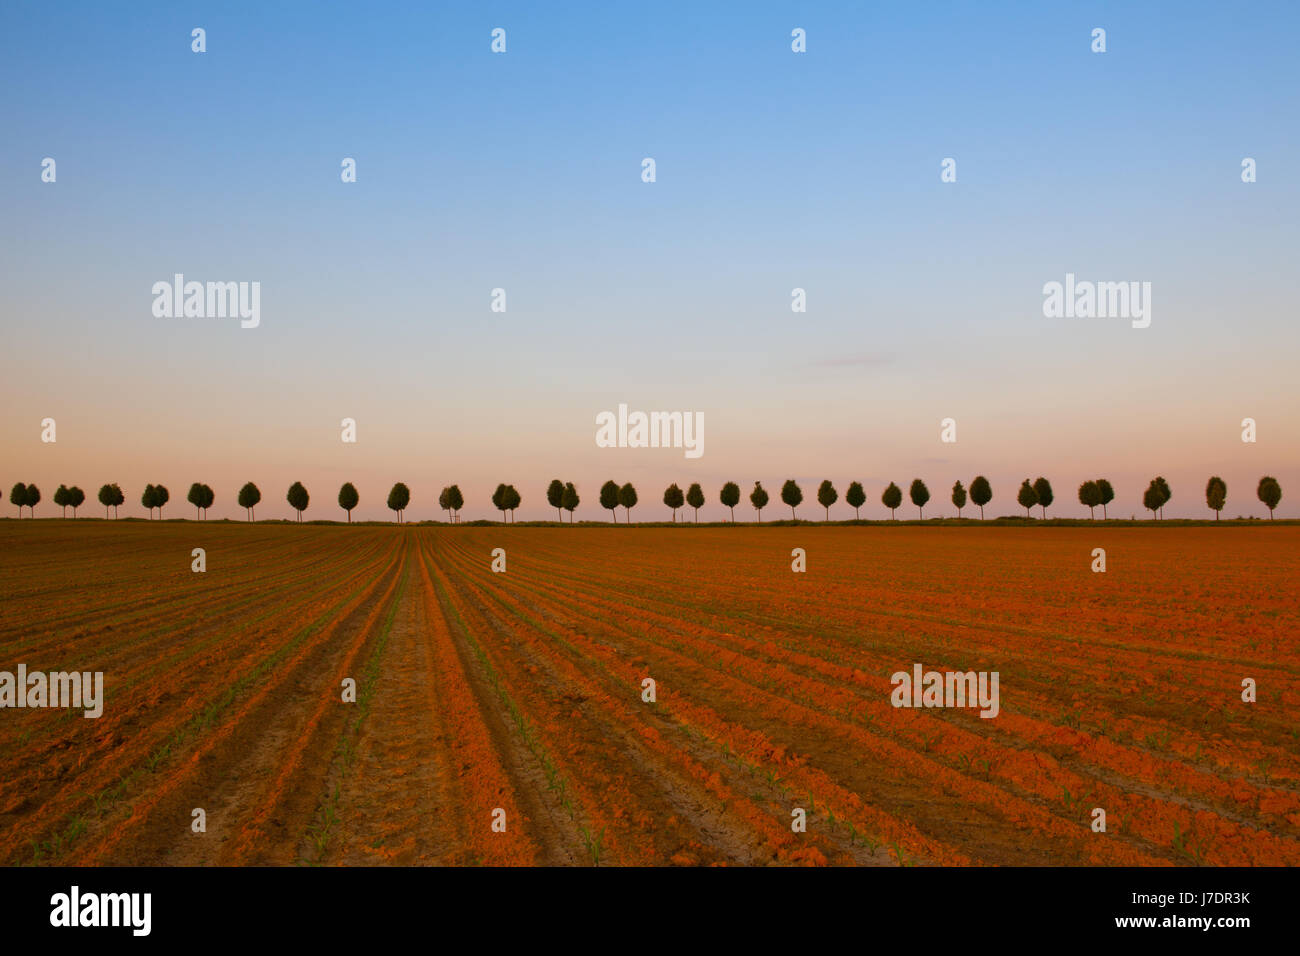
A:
1,522,1296,866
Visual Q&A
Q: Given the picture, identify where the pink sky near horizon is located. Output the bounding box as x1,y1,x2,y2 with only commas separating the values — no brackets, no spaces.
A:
3,370,1293,521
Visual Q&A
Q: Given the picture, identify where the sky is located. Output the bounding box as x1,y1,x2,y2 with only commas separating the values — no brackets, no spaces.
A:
2,1,1297,520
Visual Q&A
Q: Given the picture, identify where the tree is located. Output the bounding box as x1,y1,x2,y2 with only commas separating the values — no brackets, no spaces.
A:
141,484,158,519
10,483,27,518
600,480,621,523
970,475,992,520
387,482,410,523
238,482,261,521
547,479,565,521
1154,476,1171,520
438,486,450,520
287,481,310,522
447,485,464,522
98,482,125,519
619,482,638,524
780,479,803,520
1017,479,1038,517
1078,480,1102,519
505,485,521,522
662,483,684,521
909,479,930,519
845,481,865,520
720,482,740,522
1257,475,1282,520
54,484,70,517
97,484,114,519
24,484,41,517
686,483,704,522
492,483,509,523
187,482,206,519
951,480,967,517
68,486,85,517
750,481,769,521
1032,477,1053,519
1142,480,1162,519
155,484,169,518
1205,476,1226,521
1097,479,1115,520
881,482,902,520
200,484,214,518
816,480,838,520
339,482,360,522
562,482,579,522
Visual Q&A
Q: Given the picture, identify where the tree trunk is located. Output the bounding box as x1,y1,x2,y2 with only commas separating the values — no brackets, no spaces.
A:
979,505,984,520
1102,504,1107,519
729,506,735,521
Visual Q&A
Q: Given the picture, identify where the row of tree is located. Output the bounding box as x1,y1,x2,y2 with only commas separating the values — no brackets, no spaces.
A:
530,474,1284,522
5,475,1287,521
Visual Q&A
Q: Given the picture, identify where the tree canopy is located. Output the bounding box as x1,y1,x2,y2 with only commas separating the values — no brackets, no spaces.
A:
287,481,310,521
816,480,838,520
909,479,931,519
970,476,992,520
720,482,740,521
387,482,410,522
780,479,803,520
339,482,360,521
845,481,866,519
881,482,903,519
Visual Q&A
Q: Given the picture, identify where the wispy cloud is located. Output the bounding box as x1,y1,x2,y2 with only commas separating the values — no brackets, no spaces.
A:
811,353,893,369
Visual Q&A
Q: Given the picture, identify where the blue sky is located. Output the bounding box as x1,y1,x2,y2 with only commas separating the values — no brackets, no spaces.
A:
2,1,1297,519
